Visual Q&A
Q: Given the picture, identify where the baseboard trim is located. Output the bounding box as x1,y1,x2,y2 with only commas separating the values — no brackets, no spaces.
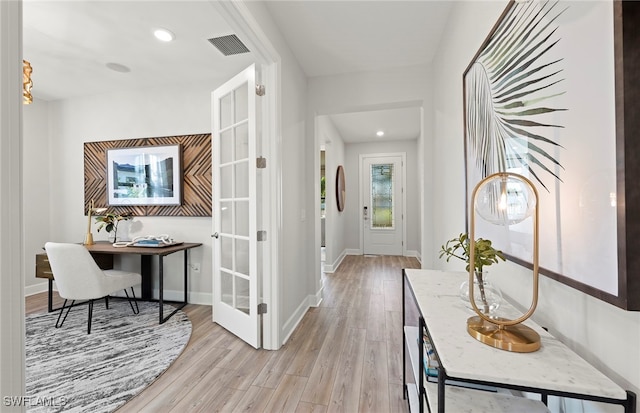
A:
345,249,362,256
25,281,49,297
281,299,309,345
26,283,212,306
405,250,422,263
112,288,212,306
324,250,347,273
280,288,322,346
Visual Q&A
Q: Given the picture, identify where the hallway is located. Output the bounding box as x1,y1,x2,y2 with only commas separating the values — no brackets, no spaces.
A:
26,254,421,412
313,254,421,412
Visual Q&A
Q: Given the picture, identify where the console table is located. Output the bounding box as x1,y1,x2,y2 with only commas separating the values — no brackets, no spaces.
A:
402,269,637,413
36,241,202,324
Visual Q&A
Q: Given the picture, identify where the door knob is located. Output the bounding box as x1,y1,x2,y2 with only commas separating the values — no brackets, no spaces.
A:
212,232,219,239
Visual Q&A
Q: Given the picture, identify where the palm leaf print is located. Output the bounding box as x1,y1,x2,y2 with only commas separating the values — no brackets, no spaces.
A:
465,0,567,192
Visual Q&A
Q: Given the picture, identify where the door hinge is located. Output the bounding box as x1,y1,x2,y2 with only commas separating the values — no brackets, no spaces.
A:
256,84,266,96
257,157,267,169
257,230,267,241
258,303,268,314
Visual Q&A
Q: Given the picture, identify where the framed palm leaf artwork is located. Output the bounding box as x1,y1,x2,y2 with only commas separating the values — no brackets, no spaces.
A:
464,0,640,310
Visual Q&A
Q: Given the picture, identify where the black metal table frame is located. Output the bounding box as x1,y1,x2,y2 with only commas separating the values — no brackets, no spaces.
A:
141,248,189,324
44,242,201,324
402,269,637,413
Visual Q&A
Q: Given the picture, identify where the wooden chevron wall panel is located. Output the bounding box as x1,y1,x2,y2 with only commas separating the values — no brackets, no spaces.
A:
84,133,211,217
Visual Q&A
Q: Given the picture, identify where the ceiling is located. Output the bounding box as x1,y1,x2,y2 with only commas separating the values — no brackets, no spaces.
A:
23,0,452,142
328,107,421,143
22,1,254,101
264,1,452,78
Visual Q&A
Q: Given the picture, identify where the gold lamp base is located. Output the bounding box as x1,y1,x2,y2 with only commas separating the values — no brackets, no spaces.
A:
467,316,541,353
84,233,94,246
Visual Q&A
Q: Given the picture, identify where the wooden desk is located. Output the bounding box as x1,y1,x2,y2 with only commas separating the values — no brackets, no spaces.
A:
37,241,203,324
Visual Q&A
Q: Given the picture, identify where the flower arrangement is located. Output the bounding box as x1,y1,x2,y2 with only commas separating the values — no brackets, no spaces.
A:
95,212,133,241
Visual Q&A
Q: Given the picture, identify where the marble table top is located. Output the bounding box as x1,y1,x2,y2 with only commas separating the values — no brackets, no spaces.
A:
404,269,627,400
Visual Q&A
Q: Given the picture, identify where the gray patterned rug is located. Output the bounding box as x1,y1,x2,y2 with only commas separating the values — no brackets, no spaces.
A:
25,300,191,413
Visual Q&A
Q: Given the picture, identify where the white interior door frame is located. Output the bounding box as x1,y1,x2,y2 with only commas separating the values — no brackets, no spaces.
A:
359,152,407,256
210,0,281,350
0,0,26,401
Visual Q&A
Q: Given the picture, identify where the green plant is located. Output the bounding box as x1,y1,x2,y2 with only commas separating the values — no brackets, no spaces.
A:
440,233,506,314
95,212,133,240
439,233,505,274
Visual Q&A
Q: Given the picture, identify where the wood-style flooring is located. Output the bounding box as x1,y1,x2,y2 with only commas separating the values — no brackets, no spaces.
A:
25,254,421,412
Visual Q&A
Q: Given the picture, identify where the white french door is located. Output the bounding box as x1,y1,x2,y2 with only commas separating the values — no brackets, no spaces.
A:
212,64,260,348
362,154,404,256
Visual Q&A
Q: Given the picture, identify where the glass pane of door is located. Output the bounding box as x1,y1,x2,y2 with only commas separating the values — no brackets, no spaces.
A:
371,163,394,229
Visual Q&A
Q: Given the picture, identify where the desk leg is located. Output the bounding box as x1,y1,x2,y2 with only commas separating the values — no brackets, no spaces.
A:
183,249,188,303
47,279,64,313
141,255,152,300
158,249,189,324
159,255,164,324
626,390,637,413
48,279,54,313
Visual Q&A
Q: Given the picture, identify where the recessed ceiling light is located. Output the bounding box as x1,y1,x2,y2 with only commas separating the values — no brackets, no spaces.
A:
154,28,175,42
106,62,131,73
376,130,385,137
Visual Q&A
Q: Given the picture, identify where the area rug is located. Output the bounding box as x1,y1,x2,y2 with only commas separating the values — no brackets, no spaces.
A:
25,300,191,413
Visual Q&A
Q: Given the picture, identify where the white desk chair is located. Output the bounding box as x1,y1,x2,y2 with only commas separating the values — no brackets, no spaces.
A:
44,242,141,334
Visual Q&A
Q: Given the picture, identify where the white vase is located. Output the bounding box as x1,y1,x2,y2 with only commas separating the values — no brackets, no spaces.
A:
459,271,502,315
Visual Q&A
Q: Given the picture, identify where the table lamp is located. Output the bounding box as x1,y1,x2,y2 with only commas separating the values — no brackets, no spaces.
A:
84,200,107,245
467,172,541,352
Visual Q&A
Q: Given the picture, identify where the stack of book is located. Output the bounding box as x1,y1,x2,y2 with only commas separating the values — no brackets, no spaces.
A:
422,331,439,378
134,239,163,247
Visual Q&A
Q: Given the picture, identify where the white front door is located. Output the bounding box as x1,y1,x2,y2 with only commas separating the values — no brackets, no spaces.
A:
212,64,260,348
362,154,404,256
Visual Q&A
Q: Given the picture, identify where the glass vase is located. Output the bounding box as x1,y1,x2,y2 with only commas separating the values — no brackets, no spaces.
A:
459,271,502,316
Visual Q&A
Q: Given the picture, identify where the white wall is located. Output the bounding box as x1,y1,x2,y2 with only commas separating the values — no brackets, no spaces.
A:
343,140,420,257
317,116,346,271
307,65,433,269
430,1,640,411
46,81,220,304
23,98,51,293
240,1,310,343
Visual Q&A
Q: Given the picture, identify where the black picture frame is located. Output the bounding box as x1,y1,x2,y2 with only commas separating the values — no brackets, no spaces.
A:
463,0,640,310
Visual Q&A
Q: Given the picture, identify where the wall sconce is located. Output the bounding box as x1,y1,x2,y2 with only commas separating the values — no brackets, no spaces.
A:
23,59,33,105
467,172,541,352
84,199,107,245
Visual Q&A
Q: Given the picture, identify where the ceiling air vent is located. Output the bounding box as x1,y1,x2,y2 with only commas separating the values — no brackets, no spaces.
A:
208,34,250,56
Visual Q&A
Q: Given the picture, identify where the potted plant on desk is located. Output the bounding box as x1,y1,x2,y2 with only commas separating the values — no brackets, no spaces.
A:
439,233,505,315
95,212,133,243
